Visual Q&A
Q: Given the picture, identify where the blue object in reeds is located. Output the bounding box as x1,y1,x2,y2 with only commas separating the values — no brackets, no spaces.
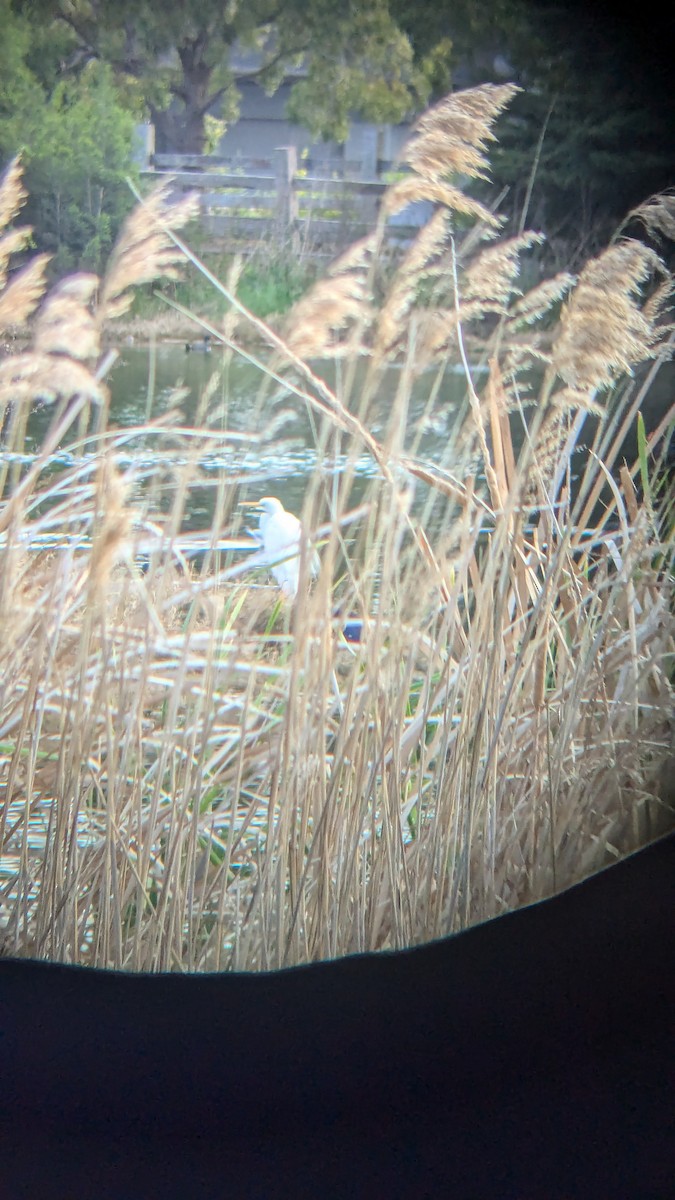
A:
342,618,364,643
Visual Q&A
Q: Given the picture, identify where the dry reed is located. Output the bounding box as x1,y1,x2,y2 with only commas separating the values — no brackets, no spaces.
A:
1,90,673,972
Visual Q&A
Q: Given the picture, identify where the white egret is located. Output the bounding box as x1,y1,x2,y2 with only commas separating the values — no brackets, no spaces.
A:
242,496,319,598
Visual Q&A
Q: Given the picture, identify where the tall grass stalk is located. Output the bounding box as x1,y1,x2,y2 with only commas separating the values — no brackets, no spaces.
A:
1,89,673,970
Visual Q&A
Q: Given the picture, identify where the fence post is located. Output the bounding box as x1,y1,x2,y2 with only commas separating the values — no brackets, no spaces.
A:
274,146,298,237
132,123,155,169
359,127,379,181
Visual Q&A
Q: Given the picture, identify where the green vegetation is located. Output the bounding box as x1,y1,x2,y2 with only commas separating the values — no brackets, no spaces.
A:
1,2,136,273
2,2,671,276
236,253,315,319
14,0,444,153
124,239,317,323
394,1,675,259
0,85,673,971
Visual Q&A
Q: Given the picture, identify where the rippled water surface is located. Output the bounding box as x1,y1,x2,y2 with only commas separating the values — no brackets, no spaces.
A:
22,343,476,526
22,343,673,514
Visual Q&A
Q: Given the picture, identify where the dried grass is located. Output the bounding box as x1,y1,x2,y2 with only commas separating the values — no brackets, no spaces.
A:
0,157,51,334
406,84,519,181
100,181,201,320
0,157,28,232
1,88,673,972
462,232,545,308
285,273,371,359
624,190,675,243
550,242,670,395
0,255,52,333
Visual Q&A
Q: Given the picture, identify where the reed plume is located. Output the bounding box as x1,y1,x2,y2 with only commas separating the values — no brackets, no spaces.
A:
285,272,371,359
0,158,50,333
462,232,545,309
550,241,669,397
34,274,101,362
624,190,675,243
404,83,519,183
0,156,27,232
100,181,201,320
0,256,52,334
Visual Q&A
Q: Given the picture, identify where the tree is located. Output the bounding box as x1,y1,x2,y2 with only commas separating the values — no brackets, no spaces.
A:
13,0,451,153
1,1,136,272
392,0,675,261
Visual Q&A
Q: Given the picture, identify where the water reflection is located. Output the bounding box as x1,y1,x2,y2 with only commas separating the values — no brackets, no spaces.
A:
14,342,674,535
21,344,473,529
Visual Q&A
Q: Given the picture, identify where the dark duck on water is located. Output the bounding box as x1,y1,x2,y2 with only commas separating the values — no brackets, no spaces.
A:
185,334,212,353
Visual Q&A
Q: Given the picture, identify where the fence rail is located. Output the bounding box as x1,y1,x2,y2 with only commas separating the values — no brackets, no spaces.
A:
140,146,427,246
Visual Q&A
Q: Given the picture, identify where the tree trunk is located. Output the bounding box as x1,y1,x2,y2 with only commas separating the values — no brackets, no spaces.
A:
150,103,208,154
150,44,215,153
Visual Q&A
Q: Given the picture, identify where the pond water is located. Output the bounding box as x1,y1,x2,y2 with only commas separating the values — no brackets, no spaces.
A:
14,341,675,537
22,343,482,532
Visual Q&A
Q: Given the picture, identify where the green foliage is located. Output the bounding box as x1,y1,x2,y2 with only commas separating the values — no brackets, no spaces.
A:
283,2,429,141
127,242,316,322
13,0,437,152
1,3,136,272
489,69,675,259
237,255,313,318
20,66,136,272
637,413,651,507
395,1,675,261
203,115,229,156
0,0,43,118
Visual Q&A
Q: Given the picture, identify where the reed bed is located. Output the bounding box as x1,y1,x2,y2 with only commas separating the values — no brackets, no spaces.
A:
1,86,673,971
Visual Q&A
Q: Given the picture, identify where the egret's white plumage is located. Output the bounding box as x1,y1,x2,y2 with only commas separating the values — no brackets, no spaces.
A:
247,496,319,598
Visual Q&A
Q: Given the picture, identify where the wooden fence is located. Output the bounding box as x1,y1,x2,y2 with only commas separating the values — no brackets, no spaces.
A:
140,146,431,247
